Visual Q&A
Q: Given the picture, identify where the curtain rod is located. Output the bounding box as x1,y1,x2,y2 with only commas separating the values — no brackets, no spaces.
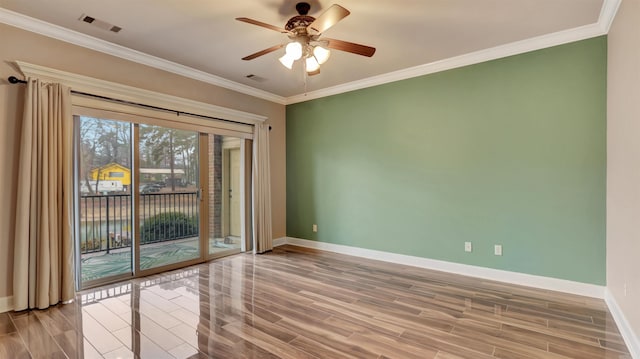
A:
7,76,271,130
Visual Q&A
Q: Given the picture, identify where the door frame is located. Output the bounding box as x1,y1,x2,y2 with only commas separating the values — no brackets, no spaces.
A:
206,136,248,260
223,147,242,238
74,112,252,290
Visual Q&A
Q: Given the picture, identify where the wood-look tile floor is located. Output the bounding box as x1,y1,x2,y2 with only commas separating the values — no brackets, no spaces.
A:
0,245,631,358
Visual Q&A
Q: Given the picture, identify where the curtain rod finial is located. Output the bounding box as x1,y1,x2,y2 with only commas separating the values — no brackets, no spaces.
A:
8,76,27,84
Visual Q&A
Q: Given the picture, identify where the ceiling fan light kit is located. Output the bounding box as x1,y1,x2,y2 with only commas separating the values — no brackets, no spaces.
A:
313,46,331,64
280,40,330,73
237,2,375,76
285,41,303,60
305,56,320,72
278,54,295,69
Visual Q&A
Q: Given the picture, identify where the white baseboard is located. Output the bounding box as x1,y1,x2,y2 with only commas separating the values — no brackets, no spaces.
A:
605,289,640,359
0,296,13,313
272,237,287,247
280,237,605,299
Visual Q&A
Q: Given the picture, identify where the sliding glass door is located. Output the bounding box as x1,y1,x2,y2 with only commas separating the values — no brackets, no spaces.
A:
138,124,201,270
76,116,134,285
75,111,249,289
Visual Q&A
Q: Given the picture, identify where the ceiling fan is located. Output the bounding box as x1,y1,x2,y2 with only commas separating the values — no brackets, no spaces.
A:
236,2,376,76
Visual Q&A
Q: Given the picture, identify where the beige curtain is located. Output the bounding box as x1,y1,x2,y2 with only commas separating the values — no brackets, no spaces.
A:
13,78,75,311
252,123,272,253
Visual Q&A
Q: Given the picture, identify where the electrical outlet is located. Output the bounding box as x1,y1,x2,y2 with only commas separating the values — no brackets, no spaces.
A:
464,242,472,252
494,245,503,256
312,224,318,232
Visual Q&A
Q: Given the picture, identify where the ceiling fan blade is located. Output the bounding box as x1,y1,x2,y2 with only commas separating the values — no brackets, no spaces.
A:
242,44,284,60
236,17,291,34
324,38,376,57
307,4,350,34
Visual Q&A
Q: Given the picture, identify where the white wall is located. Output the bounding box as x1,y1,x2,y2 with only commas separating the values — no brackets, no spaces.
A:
606,0,640,354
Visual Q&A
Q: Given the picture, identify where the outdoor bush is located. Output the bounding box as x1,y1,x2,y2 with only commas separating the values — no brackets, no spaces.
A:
140,212,198,243
80,238,102,252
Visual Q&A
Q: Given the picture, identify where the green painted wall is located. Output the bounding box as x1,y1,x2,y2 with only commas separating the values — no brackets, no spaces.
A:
286,37,607,285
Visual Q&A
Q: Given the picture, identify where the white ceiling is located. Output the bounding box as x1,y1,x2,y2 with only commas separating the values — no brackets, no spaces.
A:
0,0,611,103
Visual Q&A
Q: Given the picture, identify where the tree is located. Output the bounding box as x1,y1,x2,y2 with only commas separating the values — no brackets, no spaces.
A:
79,117,131,194
140,125,198,191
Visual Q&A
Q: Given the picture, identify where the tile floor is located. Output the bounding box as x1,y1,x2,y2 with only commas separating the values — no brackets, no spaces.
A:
0,245,632,358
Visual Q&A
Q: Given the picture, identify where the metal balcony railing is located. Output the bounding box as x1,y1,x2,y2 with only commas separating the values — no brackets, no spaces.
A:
79,191,199,254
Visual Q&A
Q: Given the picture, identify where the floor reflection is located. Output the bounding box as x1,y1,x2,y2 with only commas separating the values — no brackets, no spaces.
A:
1,246,632,359
73,255,260,358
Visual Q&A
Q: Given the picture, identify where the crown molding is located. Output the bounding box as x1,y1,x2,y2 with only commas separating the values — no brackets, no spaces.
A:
1,0,621,106
598,0,622,33
286,0,620,104
0,8,287,105
285,21,608,104
16,61,267,124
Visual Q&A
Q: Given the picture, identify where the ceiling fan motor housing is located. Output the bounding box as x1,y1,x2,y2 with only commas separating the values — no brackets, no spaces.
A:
295,2,311,15
285,15,315,33
286,2,315,34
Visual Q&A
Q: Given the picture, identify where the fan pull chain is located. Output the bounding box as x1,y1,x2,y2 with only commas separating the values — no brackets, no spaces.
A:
303,62,308,95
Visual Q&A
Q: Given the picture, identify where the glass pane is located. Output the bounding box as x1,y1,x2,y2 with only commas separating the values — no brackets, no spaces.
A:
77,116,133,285
139,125,200,270
208,134,243,257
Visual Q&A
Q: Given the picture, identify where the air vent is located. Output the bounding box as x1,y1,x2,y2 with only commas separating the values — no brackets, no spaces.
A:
245,74,266,82
79,14,122,33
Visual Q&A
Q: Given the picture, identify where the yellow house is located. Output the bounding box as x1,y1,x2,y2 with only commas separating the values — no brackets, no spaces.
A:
90,163,131,186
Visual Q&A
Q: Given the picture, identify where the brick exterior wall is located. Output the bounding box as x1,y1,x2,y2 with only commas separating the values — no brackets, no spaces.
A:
208,135,223,239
